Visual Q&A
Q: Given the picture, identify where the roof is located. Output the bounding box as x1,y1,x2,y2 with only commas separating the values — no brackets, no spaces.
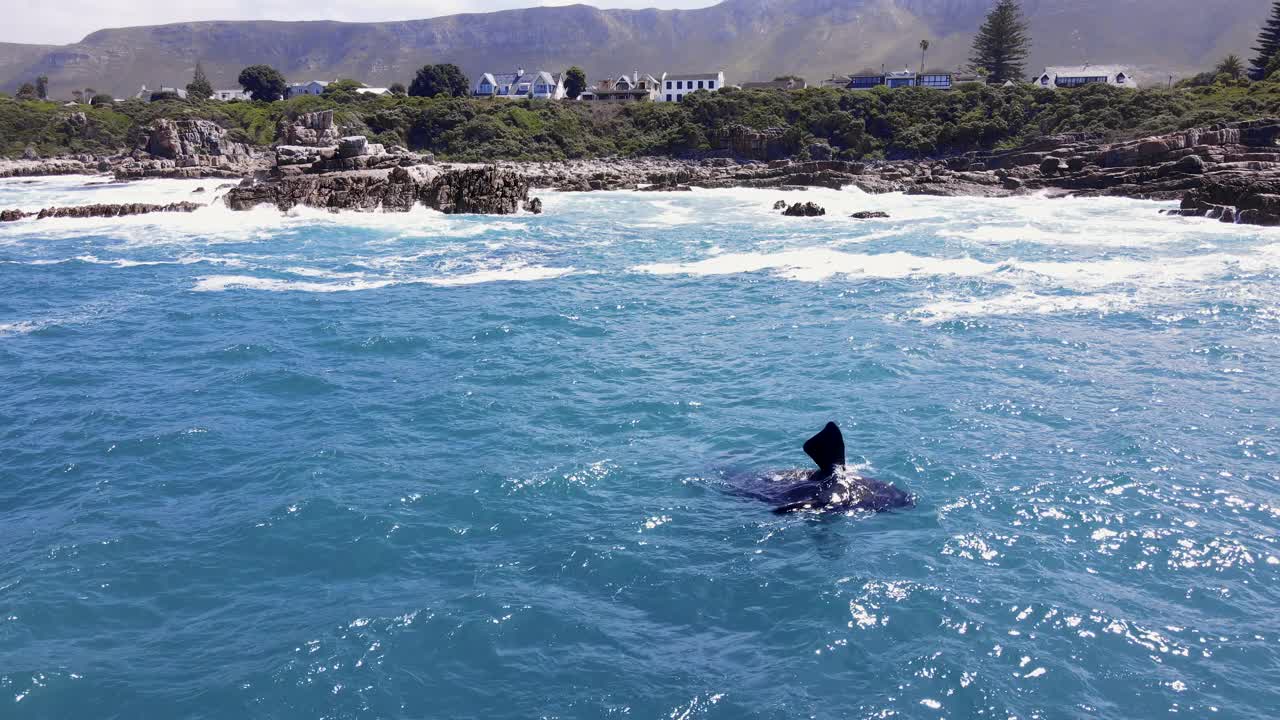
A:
664,72,723,80
1040,65,1131,78
850,69,882,77
920,69,953,76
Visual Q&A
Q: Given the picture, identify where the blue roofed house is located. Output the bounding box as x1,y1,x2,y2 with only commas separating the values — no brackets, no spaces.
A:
286,80,329,98
474,68,566,99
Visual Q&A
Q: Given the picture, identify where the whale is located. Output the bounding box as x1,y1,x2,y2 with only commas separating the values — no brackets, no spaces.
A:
734,422,915,515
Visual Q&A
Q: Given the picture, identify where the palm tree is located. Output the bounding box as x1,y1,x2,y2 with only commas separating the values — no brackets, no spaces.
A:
920,39,931,74
1217,53,1245,80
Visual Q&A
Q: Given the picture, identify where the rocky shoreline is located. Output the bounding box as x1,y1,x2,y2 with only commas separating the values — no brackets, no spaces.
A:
5,115,1280,225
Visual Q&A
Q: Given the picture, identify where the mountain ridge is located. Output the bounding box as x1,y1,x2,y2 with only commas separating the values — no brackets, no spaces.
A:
1,0,1269,97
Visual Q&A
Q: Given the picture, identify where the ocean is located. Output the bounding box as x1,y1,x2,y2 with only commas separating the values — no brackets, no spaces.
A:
1,175,1278,719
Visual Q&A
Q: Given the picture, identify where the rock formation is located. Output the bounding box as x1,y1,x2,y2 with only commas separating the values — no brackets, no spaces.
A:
0,201,202,221
276,110,341,147
782,201,826,217
114,119,264,180
224,163,534,215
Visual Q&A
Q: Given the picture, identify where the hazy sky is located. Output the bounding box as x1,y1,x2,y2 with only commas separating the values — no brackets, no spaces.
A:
3,0,719,45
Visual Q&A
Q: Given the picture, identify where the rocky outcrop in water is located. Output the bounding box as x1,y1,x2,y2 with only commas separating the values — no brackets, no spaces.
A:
224,164,534,215
782,201,825,217
0,201,202,222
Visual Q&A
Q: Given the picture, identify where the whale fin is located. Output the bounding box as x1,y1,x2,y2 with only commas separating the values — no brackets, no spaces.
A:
803,422,845,472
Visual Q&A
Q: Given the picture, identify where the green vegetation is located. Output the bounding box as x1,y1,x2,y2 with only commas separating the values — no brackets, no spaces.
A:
408,64,470,98
187,62,213,100
8,80,1280,161
237,65,288,102
564,66,587,100
970,0,1030,84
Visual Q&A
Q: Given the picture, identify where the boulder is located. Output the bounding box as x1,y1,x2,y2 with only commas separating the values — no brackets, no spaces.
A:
337,136,369,158
145,118,250,161
850,210,890,219
1174,155,1206,174
523,197,544,214
781,201,825,217
1066,156,1087,173
1039,156,1066,176
22,146,38,161
772,200,788,210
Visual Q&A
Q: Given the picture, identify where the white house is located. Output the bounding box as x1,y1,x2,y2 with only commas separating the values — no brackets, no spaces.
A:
355,87,390,96
659,72,725,102
1036,65,1137,89
286,80,329,98
474,68,565,99
580,72,662,102
212,88,250,101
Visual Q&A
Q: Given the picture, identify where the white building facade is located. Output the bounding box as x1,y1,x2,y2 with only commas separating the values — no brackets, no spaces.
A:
1037,66,1137,89
474,69,566,100
659,72,726,102
212,88,251,101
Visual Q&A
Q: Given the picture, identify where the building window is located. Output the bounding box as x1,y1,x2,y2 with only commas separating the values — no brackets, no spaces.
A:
1041,76,1050,86
698,80,704,89
1116,74,1127,84
666,81,672,89
666,94,672,101
1055,76,1107,87
920,74,950,88
677,94,683,101
708,81,715,89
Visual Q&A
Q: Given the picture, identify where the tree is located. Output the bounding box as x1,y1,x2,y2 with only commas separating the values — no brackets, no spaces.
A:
1252,1,1280,76
408,64,470,98
920,39,931,74
90,93,114,105
15,82,37,100
969,0,1031,84
1217,54,1245,81
323,78,366,94
187,61,213,100
564,66,587,99
389,82,407,96
237,64,288,101
35,75,48,99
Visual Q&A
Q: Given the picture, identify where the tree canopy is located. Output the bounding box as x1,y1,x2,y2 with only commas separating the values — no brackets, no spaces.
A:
970,0,1031,84
187,62,213,100
238,64,288,102
1217,54,1245,81
408,64,470,98
35,76,48,100
389,82,407,96
564,67,588,99
1253,1,1280,75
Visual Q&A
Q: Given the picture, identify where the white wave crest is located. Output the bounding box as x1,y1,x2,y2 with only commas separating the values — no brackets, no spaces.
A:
192,264,576,293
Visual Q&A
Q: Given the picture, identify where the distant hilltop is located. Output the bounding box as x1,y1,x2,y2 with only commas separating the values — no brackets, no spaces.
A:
0,0,1272,97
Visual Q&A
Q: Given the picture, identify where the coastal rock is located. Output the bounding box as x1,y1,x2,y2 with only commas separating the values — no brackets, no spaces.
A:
1174,155,1206,174
772,200,787,210
523,197,544,214
850,210,889,219
224,164,531,215
145,119,251,162
781,201,825,217
2,201,202,222
1040,156,1065,176
277,110,341,147
22,146,39,161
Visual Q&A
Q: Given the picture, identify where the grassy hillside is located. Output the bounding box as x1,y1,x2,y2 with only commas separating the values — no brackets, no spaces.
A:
4,79,1279,162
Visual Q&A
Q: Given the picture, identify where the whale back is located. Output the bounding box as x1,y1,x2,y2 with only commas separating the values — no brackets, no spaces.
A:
802,422,845,473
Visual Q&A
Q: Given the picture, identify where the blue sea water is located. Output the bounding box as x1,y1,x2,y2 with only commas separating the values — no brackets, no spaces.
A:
1,175,1279,719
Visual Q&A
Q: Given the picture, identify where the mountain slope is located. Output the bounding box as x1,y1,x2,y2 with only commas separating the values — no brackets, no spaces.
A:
0,0,1270,98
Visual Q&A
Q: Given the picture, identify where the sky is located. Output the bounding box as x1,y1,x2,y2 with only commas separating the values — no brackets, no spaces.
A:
2,0,719,45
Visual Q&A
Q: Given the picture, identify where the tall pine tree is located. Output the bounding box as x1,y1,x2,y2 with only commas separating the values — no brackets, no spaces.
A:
186,61,213,100
1252,1,1280,76
969,0,1031,84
